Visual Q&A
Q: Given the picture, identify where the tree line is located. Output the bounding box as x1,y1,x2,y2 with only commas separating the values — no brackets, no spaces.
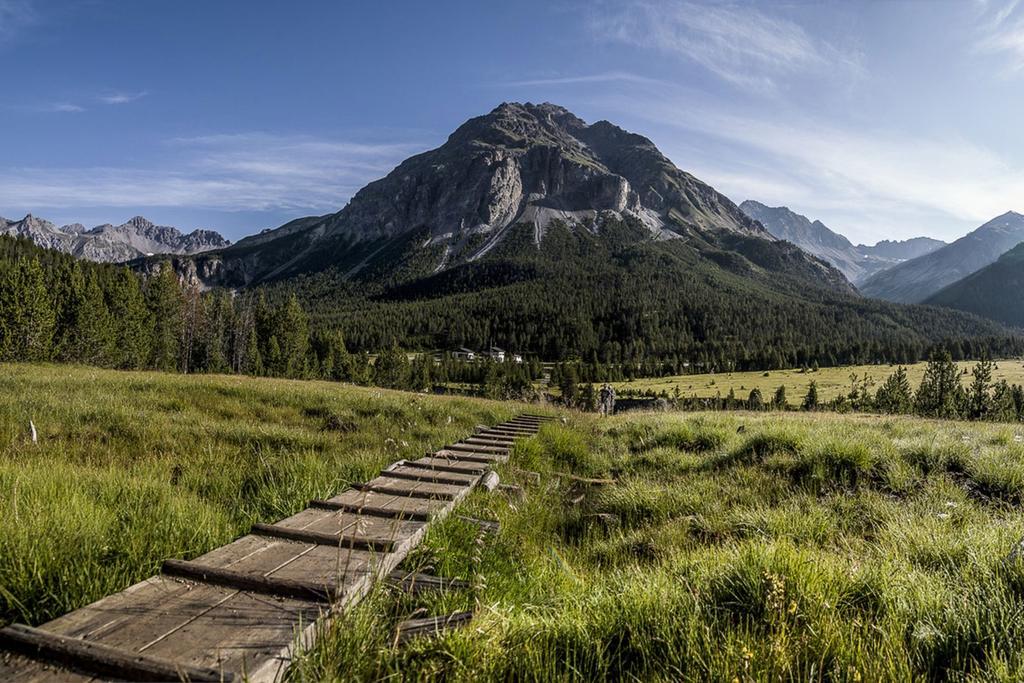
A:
0,236,544,395
613,352,1024,423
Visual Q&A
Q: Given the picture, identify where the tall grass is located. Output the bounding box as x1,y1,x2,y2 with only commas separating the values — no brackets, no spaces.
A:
290,411,1024,681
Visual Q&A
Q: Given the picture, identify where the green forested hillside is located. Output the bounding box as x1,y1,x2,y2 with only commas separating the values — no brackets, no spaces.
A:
927,242,1024,327
273,219,1019,368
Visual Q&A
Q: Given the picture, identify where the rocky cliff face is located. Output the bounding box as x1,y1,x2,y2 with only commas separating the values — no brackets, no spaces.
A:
740,200,945,285
0,214,230,263
183,101,851,293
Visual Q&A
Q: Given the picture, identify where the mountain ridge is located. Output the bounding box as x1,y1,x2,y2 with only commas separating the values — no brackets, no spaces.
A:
926,241,1024,327
0,213,230,263
738,200,945,284
860,211,1024,303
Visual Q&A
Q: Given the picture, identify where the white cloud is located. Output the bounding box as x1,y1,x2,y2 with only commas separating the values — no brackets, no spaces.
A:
975,0,1024,74
47,102,84,113
587,0,862,91
0,133,428,213
98,90,148,105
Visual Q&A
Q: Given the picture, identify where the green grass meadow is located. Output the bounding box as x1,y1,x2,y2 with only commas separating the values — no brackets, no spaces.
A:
6,364,1024,680
613,359,1024,406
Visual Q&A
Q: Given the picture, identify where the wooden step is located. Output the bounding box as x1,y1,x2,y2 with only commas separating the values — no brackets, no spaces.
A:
395,611,473,645
379,467,479,487
251,522,399,552
404,457,489,476
309,498,434,522
162,559,336,602
0,623,231,682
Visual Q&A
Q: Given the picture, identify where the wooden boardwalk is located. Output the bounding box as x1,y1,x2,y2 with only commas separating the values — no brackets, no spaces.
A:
0,414,553,682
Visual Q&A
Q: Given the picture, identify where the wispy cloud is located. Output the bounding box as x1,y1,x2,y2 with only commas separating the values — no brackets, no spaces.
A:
587,85,1024,241
45,102,84,113
499,71,666,88
975,0,1024,74
587,0,862,91
98,90,148,105
0,133,429,213
0,0,36,45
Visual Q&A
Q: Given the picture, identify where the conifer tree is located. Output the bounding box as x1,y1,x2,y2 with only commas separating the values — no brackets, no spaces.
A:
875,366,913,414
773,385,787,410
375,341,410,389
915,351,964,419
107,268,151,369
967,358,994,420
146,267,184,371
12,259,55,362
802,381,819,411
748,387,763,410
277,294,309,378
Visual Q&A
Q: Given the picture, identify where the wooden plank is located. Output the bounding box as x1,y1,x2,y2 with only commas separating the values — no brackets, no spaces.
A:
431,449,504,464
462,437,514,447
446,443,508,456
380,466,479,487
161,559,336,602
403,457,488,475
395,612,473,645
0,651,101,682
309,498,433,521
250,523,397,552
0,623,230,682
456,515,500,534
386,571,469,594
449,441,508,453
136,591,318,676
359,477,468,500
324,489,447,518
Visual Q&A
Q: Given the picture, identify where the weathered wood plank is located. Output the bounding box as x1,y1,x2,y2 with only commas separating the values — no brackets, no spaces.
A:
386,571,469,594
161,559,336,602
394,612,473,645
250,523,398,552
380,466,479,487
0,623,230,682
404,457,489,475
308,498,433,521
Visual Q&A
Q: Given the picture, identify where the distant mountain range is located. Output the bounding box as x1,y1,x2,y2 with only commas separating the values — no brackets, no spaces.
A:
0,214,229,263
143,101,1005,362
859,211,1024,303
739,201,945,284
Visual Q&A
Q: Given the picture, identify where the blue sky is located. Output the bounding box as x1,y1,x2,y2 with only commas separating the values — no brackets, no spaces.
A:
2,0,1023,244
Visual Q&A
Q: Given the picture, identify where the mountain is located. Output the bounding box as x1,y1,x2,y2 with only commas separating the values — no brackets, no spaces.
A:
860,211,1024,303
0,214,229,263
739,201,945,284
858,237,945,262
926,242,1024,327
149,102,1010,364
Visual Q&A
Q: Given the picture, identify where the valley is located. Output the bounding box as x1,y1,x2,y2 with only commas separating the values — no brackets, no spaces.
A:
5,364,1024,680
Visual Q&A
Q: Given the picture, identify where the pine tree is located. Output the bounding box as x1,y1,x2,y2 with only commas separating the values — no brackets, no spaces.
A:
748,387,763,410
146,267,184,371
802,381,819,411
773,385,787,410
375,341,411,389
875,366,913,414
107,268,151,369
277,294,309,378
9,259,56,362
915,351,964,419
967,358,994,420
